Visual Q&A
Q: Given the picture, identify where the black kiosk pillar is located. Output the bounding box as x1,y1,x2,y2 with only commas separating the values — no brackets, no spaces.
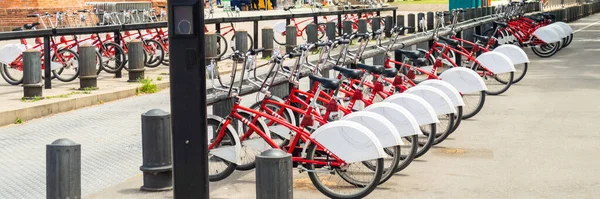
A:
167,0,209,198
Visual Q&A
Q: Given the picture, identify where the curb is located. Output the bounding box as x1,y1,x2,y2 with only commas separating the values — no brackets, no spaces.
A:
0,81,171,127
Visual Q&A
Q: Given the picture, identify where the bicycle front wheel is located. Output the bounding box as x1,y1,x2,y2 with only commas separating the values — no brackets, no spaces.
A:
406,124,435,158
99,42,126,73
485,71,514,95
230,32,254,51
362,145,401,185
143,39,165,68
207,117,239,182
52,48,80,82
306,143,383,199
422,113,455,145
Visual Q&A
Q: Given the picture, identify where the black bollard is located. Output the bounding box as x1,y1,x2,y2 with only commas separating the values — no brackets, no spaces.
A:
47,138,81,199
140,109,173,191
256,149,293,199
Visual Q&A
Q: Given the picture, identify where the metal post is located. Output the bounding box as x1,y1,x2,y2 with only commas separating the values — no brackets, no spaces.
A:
337,14,342,36
262,27,274,57
343,20,353,36
78,44,98,90
46,139,81,199
254,21,259,50
384,15,392,37
306,23,318,44
285,25,296,53
114,30,123,78
127,40,145,82
256,149,293,199
426,12,434,31
43,35,51,89
235,30,249,53
393,9,397,24
407,14,415,33
140,109,173,191
417,13,424,32
22,49,42,98
455,31,462,66
397,15,405,35
358,18,367,34
325,22,336,41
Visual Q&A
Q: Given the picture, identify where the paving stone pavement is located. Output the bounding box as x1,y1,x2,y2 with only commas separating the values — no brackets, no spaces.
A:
0,90,171,199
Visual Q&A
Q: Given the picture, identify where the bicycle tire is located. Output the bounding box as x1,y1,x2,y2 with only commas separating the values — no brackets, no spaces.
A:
504,63,528,84
423,113,455,145
52,48,80,82
450,106,463,134
485,71,513,95
207,117,239,182
142,39,165,68
461,91,486,119
95,51,103,75
230,32,254,51
0,63,23,85
395,134,418,173
273,30,287,46
410,124,436,158
532,42,560,58
215,33,228,58
99,42,126,73
305,143,383,199
362,145,401,185
161,38,170,66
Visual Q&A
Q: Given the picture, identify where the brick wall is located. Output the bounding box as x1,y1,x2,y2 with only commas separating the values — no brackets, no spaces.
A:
0,0,166,31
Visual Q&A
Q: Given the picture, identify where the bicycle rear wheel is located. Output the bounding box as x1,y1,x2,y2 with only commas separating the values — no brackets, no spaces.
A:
405,124,435,158
422,114,455,145
306,143,383,199
207,117,239,182
450,106,463,134
0,63,23,85
362,146,401,185
461,91,486,119
531,42,560,58
396,134,418,172
484,71,513,95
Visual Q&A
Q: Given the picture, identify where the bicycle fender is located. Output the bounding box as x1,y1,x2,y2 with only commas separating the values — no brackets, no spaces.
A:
476,51,515,74
547,24,569,38
208,115,242,165
439,67,487,94
364,102,422,137
406,86,456,115
309,120,385,163
533,26,562,43
0,44,26,65
342,112,404,147
273,21,287,34
493,44,530,65
419,80,465,107
384,93,439,125
553,22,573,34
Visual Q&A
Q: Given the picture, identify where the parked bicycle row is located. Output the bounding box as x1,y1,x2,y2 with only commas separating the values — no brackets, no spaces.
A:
203,2,575,198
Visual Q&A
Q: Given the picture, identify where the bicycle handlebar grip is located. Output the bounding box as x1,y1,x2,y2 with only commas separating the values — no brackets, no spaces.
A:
287,52,302,58
27,14,39,17
316,41,332,47
338,39,350,44
158,6,166,8
78,9,88,12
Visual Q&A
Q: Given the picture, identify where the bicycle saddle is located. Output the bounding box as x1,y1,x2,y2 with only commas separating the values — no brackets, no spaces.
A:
309,75,340,90
438,37,460,47
23,22,40,29
395,49,423,60
355,63,385,74
473,34,490,43
412,58,428,67
493,21,508,28
249,48,264,56
382,68,398,78
333,66,364,79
